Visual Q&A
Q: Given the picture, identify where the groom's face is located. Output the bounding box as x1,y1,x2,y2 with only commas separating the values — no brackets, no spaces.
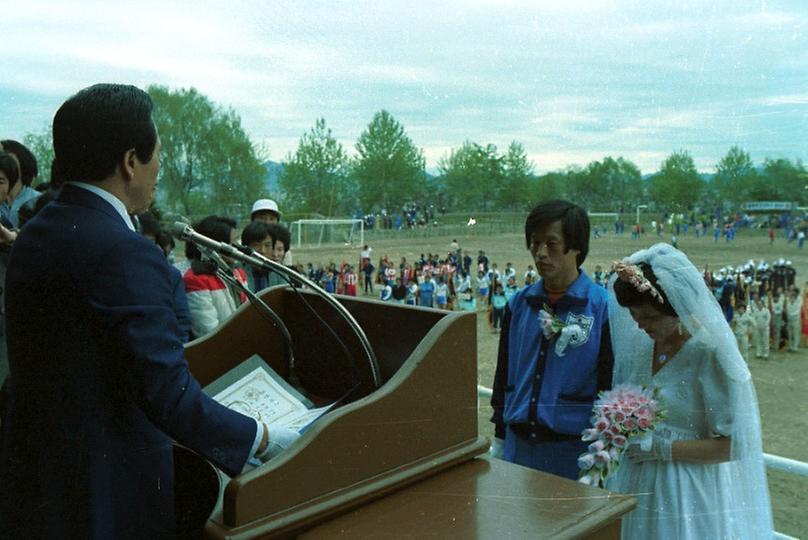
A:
528,220,579,283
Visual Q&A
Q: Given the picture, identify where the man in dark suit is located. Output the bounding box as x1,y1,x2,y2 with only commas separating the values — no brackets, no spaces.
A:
0,84,294,538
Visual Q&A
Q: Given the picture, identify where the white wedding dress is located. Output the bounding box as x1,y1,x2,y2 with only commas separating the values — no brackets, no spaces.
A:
607,243,773,540
607,336,743,539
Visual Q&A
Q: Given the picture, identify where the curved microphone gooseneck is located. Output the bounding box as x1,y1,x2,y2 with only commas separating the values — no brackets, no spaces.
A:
170,222,381,390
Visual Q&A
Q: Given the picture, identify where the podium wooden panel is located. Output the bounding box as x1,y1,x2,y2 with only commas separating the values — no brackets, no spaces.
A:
183,288,634,538
302,456,633,540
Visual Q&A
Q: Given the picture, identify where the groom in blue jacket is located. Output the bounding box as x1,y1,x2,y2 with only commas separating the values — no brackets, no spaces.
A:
0,84,293,538
490,200,613,479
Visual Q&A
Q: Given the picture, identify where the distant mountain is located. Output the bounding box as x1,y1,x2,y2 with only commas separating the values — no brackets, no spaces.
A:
641,172,715,182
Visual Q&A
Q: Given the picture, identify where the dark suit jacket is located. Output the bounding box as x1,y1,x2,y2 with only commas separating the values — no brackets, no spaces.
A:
0,185,256,539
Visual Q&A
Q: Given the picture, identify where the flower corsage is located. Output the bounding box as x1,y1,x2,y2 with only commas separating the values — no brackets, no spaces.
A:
538,303,585,356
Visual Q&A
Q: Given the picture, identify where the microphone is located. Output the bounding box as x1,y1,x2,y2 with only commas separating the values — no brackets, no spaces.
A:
169,221,244,260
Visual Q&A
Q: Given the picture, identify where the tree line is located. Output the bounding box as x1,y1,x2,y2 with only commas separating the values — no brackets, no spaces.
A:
20,86,808,218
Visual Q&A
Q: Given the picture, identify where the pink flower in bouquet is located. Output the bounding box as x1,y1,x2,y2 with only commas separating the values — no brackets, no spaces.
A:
636,403,653,416
577,383,665,488
594,450,611,468
582,428,600,441
577,453,596,470
588,440,605,453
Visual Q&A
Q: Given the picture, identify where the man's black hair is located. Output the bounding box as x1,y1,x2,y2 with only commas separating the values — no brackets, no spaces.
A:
185,216,237,260
266,222,291,252
156,231,175,251
613,262,677,317
241,220,269,246
0,140,37,186
137,211,162,238
524,199,590,266
52,84,157,185
0,152,20,190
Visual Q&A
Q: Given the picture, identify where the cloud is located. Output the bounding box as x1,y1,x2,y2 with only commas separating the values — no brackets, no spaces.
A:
2,0,807,178
756,93,808,106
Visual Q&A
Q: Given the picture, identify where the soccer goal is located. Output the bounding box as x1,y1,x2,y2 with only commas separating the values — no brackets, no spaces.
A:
290,219,364,249
588,212,620,229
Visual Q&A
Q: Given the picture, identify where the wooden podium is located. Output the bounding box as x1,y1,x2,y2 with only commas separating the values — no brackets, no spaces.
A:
183,288,634,539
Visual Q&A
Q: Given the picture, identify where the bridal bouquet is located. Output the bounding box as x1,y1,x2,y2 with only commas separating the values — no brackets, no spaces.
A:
577,384,665,487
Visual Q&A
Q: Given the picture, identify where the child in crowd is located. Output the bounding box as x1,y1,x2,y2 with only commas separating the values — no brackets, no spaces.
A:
419,273,435,308
750,294,771,360
786,287,802,352
732,302,753,362
592,264,606,287
344,265,358,296
435,276,449,310
323,271,336,294
240,221,273,292
491,284,507,333
380,279,393,301
477,270,490,305
504,275,519,303
405,278,419,306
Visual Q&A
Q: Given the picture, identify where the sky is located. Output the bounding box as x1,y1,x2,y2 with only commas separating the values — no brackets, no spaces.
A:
3,0,807,175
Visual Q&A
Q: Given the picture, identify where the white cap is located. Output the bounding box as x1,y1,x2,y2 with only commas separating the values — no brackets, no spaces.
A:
251,199,281,219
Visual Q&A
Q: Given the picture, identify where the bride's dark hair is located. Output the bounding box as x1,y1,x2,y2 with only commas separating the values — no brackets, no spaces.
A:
613,262,677,317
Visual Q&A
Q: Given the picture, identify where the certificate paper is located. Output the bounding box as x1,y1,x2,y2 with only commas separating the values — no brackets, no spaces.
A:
206,355,333,432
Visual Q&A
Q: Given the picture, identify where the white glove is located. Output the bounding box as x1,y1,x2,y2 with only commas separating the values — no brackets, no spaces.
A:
257,425,301,462
624,433,672,463
489,437,505,459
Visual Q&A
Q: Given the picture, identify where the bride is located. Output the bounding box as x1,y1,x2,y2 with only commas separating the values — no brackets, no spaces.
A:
606,244,772,539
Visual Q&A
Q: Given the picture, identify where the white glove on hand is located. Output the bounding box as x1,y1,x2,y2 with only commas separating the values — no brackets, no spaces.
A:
625,434,672,463
258,425,301,462
489,437,505,459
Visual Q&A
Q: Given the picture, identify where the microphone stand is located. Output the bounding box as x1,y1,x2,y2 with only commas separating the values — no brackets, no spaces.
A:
178,223,381,389
197,246,299,385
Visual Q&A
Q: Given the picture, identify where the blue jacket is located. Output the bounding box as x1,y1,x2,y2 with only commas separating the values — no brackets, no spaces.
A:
0,185,257,538
491,271,613,438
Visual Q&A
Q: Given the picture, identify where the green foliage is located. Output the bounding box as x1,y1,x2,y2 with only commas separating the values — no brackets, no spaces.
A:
353,110,426,210
148,85,266,217
589,157,644,211
438,141,503,211
21,127,54,186
280,118,354,215
533,172,566,202
712,146,757,207
758,158,808,204
500,141,535,210
648,151,704,210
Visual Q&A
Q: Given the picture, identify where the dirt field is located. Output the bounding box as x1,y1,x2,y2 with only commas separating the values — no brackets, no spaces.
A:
292,228,808,538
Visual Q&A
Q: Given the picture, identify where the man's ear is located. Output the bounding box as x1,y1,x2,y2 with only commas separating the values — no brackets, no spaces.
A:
121,148,138,181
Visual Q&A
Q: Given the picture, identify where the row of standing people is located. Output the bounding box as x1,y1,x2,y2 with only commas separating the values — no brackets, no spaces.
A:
732,287,805,360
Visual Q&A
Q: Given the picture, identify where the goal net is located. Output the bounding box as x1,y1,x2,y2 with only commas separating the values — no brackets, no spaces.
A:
587,212,620,231
290,219,364,249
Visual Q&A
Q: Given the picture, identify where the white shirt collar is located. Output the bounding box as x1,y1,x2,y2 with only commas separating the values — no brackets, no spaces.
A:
67,182,136,232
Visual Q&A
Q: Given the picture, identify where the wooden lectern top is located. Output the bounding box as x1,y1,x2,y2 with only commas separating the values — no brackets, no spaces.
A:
302,456,633,540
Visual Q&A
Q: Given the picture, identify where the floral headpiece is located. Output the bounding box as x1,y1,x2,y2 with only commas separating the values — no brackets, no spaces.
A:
612,260,664,304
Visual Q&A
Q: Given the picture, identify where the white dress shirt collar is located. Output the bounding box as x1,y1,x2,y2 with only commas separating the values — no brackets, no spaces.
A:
67,182,136,232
